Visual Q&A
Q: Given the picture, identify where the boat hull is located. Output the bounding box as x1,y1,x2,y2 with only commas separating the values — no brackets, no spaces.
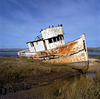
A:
18,34,89,72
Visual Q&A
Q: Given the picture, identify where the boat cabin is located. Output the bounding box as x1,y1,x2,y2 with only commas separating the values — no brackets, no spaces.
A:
26,25,65,52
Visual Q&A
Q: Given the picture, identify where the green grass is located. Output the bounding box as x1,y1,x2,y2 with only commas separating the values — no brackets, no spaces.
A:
0,60,3,63
36,66,43,71
53,73,100,99
70,74,100,99
52,63,69,67
12,67,28,74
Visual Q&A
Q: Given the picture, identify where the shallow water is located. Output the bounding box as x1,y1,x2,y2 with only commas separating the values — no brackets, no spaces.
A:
0,52,19,58
84,72,96,78
0,51,100,58
88,52,100,56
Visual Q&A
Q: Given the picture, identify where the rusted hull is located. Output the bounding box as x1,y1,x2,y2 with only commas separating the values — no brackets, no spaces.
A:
18,34,89,72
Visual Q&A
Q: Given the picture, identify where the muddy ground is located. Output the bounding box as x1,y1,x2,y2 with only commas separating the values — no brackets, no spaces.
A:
0,57,79,95
88,57,100,72
0,56,100,95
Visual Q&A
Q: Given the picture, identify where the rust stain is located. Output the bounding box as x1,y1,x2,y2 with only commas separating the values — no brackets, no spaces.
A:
57,41,77,55
34,40,85,63
23,34,88,69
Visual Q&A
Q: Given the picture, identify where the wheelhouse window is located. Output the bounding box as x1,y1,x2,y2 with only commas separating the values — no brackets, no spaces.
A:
60,35,62,40
48,38,52,43
60,35,64,40
62,35,64,39
57,36,59,41
48,35,64,43
30,42,34,47
53,37,56,42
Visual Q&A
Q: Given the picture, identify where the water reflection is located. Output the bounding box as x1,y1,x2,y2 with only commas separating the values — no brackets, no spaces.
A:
84,72,96,78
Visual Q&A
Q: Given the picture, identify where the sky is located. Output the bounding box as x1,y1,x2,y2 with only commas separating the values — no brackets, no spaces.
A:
0,0,100,48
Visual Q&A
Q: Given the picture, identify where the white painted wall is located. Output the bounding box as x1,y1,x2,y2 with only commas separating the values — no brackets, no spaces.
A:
45,39,65,50
28,41,46,52
34,41,45,52
28,43,35,52
41,26,64,39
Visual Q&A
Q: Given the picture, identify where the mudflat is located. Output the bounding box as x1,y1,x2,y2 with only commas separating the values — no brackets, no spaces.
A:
0,57,79,94
88,57,100,72
0,56,100,95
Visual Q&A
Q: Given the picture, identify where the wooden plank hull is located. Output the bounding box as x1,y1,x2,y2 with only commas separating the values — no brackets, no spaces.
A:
18,34,89,72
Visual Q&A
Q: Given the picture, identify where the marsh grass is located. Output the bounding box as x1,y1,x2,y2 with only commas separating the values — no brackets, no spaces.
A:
73,74,99,99
0,60,3,63
0,58,52,82
0,58,100,98
52,63,68,67
36,66,43,71
53,73,100,99
12,67,28,74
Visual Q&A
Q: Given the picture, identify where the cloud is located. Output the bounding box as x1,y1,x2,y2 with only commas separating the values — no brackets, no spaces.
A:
0,0,100,48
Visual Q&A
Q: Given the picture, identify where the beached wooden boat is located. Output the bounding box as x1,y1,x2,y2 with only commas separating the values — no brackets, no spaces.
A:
18,25,89,72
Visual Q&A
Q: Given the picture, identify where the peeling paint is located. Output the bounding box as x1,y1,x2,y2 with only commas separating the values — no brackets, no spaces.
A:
18,26,89,71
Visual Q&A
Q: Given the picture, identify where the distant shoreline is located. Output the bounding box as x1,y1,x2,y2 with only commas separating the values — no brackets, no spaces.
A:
87,47,100,52
0,47,100,52
0,48,27,52
0,51,100,58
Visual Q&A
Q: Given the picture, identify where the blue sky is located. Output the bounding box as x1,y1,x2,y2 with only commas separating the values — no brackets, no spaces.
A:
0,0,100,48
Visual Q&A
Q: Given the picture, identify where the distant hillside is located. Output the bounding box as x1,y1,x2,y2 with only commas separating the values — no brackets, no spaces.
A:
0,48,27,52
0,47,100,52
87,47,100,52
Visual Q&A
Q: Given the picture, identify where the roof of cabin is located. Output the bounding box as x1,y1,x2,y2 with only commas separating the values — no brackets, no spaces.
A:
40,25,63,32
26,38,43,44
26,25,63,44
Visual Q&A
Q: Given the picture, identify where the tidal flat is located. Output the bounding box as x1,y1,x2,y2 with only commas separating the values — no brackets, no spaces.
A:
0,56,100,99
